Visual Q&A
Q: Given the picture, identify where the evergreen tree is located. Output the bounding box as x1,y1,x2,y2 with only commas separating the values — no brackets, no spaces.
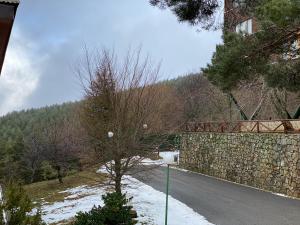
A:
204,0,300,92
0,102,83,183
150,0,219,28
73,192,134,225
0,183,45,225
150,0,260,29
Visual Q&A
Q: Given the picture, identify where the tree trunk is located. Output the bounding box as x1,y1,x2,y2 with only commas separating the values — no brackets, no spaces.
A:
282,120,294,133
271,89,292,119
30,169,36,183
0,185,8,224
114,159,122,194
250,83,268,120
56,165,63,184
30,161,37,183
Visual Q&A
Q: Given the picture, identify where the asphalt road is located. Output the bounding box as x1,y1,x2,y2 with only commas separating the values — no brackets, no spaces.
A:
133,167,300,225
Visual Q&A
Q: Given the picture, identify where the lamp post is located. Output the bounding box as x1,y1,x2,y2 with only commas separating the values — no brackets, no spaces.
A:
108,131,114,138
164,141,180,225
143,123,148,130
165,164,170,225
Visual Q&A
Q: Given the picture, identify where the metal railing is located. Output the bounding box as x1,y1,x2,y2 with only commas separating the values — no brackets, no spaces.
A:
183,120,300,133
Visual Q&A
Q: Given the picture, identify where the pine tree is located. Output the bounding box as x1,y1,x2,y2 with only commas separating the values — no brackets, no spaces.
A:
0,183,45,225
204,0,300,92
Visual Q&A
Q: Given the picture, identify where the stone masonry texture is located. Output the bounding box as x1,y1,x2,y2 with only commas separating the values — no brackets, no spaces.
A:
180,132,300,198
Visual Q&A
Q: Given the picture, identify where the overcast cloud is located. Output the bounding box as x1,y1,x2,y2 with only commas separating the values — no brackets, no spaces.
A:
0,0,222,115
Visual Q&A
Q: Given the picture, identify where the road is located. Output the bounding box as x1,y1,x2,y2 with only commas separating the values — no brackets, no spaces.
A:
133,167,300,225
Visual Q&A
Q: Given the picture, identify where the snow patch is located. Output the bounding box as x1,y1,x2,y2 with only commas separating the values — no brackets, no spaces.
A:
97,151,179,174
41,151,213,225
123,175,212,225
42,185,105,224
273,192,289,198
42,173,213,225
159,150,180,165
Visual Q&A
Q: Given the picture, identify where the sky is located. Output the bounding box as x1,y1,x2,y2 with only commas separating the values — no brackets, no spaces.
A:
0,0,222,116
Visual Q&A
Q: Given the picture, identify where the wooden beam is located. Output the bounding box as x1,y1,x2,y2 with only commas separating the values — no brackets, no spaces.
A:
0,4,16,75
0,20,13,74
0,4,15,19
293,105,300,119
228,93,249,120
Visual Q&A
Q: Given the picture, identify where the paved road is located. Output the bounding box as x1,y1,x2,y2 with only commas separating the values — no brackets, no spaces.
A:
133,167,300,225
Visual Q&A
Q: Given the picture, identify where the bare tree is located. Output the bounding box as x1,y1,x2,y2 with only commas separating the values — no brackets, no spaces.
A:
175,74,230,122
79,49,164,193
23,127,46,183
231,79,300,121
42,117,79,184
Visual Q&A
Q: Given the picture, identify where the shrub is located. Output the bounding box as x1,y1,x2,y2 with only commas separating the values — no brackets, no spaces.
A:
73,192,135,225
101,192,133,225
40,161,57,180
73,206,104,225
0,183,45,225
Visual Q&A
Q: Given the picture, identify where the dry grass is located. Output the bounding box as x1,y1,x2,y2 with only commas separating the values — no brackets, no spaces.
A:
25,166,107,204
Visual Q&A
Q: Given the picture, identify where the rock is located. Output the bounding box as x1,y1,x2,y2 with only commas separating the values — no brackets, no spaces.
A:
130,209,138,219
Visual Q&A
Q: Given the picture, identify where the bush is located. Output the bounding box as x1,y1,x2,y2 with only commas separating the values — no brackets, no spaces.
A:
73,192,135,225
0,183,45,225
40,161,57,180
101,192,133,225
73,206,104,225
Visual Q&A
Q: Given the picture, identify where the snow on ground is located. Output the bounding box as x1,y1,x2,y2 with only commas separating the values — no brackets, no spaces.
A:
97,151,179,174
42,176,213,225
42,185,106,223
135,150,180,166
159,150,180,165
273,192,289,198
123,175,213,225
42,151,213,225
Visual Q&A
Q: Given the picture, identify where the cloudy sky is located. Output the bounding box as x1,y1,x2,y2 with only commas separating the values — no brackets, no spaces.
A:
0,0,222,116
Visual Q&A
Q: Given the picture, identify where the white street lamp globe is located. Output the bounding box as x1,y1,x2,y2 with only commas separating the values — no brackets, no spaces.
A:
143,124,148,129
108,131,114,138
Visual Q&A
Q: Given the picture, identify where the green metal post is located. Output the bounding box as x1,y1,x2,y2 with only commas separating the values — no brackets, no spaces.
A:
229,94,232,121
228,93,248,120
165,164,170,225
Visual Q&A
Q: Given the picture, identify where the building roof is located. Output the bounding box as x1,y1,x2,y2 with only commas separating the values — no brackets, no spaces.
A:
0,0,19,75
0,0,19,4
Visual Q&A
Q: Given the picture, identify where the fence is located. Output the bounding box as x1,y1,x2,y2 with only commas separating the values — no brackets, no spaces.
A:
183,120,300,133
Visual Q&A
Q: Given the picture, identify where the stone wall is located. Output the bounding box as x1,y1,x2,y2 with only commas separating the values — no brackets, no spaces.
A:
180,132,300,198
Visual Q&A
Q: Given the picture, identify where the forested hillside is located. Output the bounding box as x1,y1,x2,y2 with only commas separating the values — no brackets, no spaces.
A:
0,73,299,185
0,102,85,184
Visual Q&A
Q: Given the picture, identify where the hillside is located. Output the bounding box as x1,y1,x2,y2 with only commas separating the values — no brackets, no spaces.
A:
0,73,299,185
0,102,83,184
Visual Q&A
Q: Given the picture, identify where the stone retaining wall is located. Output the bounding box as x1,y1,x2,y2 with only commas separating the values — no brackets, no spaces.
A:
180,132,300,198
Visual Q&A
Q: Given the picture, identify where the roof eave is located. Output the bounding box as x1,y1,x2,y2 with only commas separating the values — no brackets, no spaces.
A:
0,1,19,75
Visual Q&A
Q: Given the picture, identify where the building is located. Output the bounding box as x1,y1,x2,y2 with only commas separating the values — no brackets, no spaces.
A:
224,0,300,45
225,0,300,58
224,0,258,35
0,0,19,75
